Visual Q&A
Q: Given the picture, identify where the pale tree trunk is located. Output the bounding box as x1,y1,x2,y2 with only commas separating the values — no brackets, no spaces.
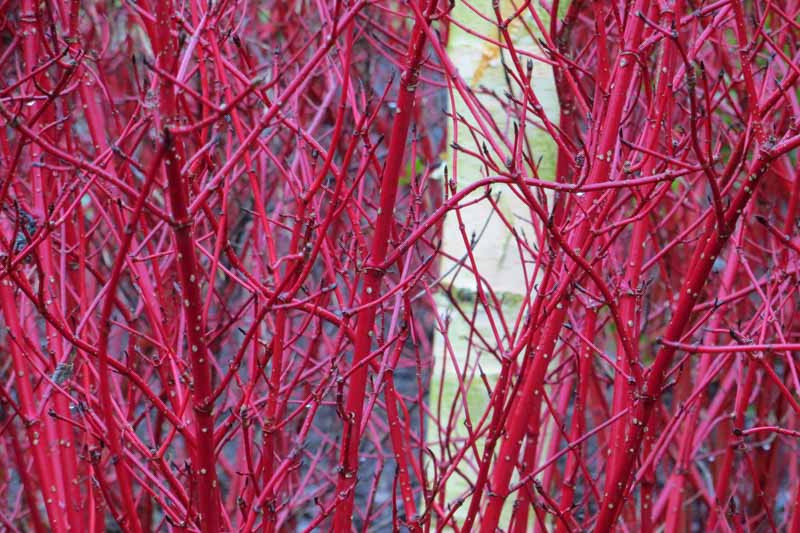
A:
429,0,562,528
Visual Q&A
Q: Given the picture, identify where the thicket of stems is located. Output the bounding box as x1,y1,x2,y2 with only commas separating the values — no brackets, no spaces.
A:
1,0,799,531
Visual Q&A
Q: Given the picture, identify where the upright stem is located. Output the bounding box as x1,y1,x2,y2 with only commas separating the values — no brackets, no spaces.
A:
480,2,653,529
332,0,437,528
162,127,222,533
153,1,221,530
0,284,66,533
593,151,774,530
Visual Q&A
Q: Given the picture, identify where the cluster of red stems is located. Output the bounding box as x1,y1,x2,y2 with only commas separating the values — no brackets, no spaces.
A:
1,0,800,530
